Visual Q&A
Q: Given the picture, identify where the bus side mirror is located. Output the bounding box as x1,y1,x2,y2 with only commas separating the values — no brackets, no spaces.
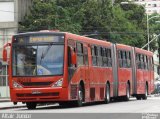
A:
2,43,11,62
71,50,77,65
3,49,7,62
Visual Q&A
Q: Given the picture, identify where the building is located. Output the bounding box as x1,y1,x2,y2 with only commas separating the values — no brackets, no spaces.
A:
153,43,160,80
134,0,160,15
0,0,32,98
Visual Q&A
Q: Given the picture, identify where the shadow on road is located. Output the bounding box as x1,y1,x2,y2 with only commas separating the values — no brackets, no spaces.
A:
18,98,137,111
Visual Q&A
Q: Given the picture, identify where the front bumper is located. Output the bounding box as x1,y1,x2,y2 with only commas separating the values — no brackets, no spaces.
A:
10,87,69,102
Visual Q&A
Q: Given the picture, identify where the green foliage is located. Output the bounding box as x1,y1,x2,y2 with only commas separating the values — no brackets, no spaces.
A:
19,0,56,32
19,0,153,49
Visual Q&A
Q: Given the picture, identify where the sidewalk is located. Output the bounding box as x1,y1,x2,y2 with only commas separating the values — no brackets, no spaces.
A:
0,102,26,110
0,98,10,102
0,98,26,110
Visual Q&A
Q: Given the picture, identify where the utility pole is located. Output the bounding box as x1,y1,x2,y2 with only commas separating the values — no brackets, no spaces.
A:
141,34,160,49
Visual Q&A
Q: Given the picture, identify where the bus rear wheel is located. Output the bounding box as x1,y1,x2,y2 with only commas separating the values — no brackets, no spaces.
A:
124,84,130,101
26,102,37,109
142,85,148,100
136,95,141,100
104,84,110,104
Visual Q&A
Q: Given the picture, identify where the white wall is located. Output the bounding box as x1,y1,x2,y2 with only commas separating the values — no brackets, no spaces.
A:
0,28,17,59
0,2,14,22
0,86,10,98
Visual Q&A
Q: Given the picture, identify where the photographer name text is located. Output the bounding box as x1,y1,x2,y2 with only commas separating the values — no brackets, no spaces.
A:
2,113,31,119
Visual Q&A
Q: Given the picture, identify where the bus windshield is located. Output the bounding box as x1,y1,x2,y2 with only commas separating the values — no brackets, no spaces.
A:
12,35,64,76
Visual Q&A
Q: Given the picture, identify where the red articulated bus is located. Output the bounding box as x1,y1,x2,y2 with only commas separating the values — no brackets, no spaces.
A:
1,31,154,109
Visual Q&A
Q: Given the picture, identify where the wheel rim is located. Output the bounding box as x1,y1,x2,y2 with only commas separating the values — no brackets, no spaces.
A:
78,90,83,101
127,86,130,98
107,85,110,101
145,86,148,97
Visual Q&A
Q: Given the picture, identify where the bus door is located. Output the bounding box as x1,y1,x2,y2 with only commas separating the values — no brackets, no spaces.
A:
149,57,154,94
83,44,90,101
117,50,128,96
143,55,149,92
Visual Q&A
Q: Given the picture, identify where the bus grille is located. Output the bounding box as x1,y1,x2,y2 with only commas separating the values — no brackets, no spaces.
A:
16,92,59,97
21,82,53,87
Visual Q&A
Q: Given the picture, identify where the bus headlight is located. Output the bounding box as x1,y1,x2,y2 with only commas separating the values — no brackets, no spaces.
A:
52,78,63,87
13,81,23,88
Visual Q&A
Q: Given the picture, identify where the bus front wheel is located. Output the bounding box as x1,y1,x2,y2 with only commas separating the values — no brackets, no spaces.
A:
142,85,148,100
26,102,37,109
74,85,84,107
124,84,130,101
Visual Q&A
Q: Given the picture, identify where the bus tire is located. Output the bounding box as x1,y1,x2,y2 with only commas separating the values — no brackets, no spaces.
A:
136,95,141,100
59,102,74,107
26,102,37,109
142,85,148,100
74,85,84,107
124,83,130,101
104,84,110,104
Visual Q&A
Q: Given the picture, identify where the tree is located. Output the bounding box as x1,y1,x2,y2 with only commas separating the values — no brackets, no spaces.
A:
55,0,86,33
118,3,147,48
80,0,113,35
19,0,57,32
19,0,150,49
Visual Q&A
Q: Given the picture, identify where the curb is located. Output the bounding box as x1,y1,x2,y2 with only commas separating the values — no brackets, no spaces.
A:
0,98,11,103
0,105,26,110
0,100,11,103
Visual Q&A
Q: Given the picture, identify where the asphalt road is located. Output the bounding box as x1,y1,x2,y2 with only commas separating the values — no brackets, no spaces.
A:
1,96,160,113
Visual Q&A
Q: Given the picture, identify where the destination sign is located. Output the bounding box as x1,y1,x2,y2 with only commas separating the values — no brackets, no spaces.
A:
14,35,64,44
30,36,54,43
29,35,65,43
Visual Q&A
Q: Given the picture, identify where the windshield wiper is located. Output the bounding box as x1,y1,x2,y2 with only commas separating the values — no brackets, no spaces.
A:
40,44,52,64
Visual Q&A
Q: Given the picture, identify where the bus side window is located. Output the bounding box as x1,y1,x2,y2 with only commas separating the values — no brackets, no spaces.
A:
141,55,145,69
76,42,84,66
136,53,140,69
139,54,142,69
68,46,72,67
138,54,141,69
146,56,149,70
91,45,98,66
118,50,123,68
125,51,128,68
144,55,148,70
107,49,112,67
126,51,131,68
150,57,154,71
103,48,106,67
83,45,88,66
98,47,103,66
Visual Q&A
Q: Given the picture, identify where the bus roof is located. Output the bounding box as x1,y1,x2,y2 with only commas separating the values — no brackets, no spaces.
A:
135,47,153,56
116,43,132,50
13,31,66,37
66,32,112,47
14,31,154,56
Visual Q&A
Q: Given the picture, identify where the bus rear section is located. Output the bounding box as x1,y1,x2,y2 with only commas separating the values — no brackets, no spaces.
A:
134,48,154,100
8,32,73,109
